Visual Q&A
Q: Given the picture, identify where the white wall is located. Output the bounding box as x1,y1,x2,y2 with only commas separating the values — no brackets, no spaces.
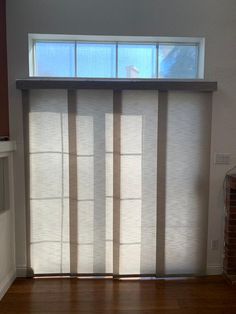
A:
6,0,236,275
0,151,16,299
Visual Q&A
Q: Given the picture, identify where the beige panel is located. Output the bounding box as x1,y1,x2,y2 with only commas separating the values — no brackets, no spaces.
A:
165,92,211,275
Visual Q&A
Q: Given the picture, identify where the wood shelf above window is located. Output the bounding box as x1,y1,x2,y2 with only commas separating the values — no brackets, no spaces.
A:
16,78,217,92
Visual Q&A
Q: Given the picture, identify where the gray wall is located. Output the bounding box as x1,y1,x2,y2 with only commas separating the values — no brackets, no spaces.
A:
6,0,236,274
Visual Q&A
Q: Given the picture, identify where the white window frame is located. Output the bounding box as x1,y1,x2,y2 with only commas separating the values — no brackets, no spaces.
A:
28,34,205,79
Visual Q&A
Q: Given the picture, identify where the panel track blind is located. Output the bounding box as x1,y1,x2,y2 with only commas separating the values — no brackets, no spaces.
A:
26,89,211,276
164,92,211,275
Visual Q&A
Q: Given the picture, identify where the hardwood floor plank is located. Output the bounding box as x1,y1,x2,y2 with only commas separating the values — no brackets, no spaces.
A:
0,276,235,314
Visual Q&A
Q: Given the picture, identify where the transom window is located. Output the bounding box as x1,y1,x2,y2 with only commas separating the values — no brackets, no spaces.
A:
29,35,204,79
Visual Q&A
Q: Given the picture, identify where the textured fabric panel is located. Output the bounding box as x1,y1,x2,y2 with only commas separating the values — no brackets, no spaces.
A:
76,90,113,274
27,88,211,277
30,153,62,199
120,155,142,199
31,242,62,274
29,90,69,274
105,113,113,273
106,197,113,273
29,90,68,153
77,156,94,200
165,92,211,275
31,199,62,243
30,197,70,274
118,90,158,275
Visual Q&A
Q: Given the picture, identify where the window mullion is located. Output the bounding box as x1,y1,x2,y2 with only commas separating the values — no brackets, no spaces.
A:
75,41,77,78
116,42,118,78
156,43,159,79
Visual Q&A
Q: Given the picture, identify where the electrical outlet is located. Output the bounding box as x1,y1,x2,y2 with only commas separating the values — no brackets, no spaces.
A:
214,153,231,165
211,239,219,250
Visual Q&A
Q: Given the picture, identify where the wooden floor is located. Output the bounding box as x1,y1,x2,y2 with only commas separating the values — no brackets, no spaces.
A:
0,276,236,313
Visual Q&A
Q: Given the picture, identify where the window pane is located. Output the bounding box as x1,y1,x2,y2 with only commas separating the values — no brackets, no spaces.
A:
158,44,199,79
77,43,116,78
35,42,75,77
118,44,156,79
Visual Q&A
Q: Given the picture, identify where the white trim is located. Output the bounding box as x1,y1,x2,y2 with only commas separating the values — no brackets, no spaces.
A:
28,34,205,79
16,266,34,277
0,270,16,300
0,141,16,154
29,33,204,44
28,37,35,77
207,264,223,275
16,266,28,277
198,38,205,79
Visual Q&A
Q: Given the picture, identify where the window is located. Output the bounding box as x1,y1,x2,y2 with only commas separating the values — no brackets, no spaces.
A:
158,44,199,79
77,43,116,78
118,44,157,78
29,35,204,79
35,42,76,77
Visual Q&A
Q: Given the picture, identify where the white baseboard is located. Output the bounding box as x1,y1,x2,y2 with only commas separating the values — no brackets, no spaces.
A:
0,270,16,300
16,266,27,277
207,265,223,275
16,266,34,277
15,265,223,277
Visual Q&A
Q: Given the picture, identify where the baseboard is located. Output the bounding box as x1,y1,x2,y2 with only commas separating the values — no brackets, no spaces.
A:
0,270,16,300
207,265,223,275
16,266,34,278
16,265,223,277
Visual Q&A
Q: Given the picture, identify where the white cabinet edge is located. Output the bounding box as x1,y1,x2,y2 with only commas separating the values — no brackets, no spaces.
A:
0,141,17,153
